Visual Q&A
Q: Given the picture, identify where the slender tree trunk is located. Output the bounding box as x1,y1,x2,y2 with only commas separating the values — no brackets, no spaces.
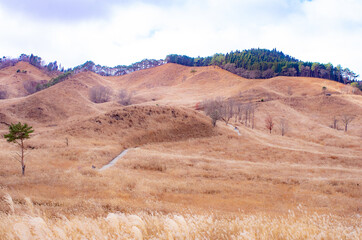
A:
21,139,25,176
251,109,255,129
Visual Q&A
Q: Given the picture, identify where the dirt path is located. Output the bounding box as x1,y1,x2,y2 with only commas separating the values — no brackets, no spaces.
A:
99,149,131,171
224,122,361,159
227,124,241,135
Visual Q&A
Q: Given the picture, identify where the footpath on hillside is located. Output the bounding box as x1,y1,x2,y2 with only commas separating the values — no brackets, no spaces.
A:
99,149,132,171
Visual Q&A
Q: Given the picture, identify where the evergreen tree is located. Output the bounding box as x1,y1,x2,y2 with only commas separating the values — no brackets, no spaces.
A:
4,122,34,176
165,48,358,83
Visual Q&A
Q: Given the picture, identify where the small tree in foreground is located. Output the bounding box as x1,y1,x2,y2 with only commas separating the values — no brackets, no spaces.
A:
4,122,34,176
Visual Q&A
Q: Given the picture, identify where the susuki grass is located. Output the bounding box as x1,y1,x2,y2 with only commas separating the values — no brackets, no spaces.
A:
1,195,360,240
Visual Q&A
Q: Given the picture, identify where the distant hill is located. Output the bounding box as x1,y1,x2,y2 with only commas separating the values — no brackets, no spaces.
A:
166,49,359,84
1,49,360,86
72,59,165,76
0,54,165,77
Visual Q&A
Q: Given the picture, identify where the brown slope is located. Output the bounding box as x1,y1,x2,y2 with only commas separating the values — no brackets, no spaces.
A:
0,70,123,127
1,62,361,140
0,105,217,169
0,62,52,98
107,63,357,106
110,63,257,105
0,63,248,127
59,105,216,148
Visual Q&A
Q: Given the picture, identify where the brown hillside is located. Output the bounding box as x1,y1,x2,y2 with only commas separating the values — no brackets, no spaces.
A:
0,62,52,98
1,62,361,141
61,105,215,148
0,62,361,228
0,70,120,126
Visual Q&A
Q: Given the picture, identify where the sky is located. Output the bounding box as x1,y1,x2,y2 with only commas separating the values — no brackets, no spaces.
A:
0,0,361,76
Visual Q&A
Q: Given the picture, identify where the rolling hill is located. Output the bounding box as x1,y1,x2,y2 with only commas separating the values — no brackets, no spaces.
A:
0,60,361,239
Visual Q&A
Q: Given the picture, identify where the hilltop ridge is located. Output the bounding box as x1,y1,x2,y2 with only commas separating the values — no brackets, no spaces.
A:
1,49,360,87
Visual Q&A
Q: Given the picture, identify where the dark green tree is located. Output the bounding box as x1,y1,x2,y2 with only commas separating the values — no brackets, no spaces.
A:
4,122,34,176
165,48,358,83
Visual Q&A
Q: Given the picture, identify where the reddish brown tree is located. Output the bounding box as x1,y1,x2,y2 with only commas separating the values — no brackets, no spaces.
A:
265,115,274,134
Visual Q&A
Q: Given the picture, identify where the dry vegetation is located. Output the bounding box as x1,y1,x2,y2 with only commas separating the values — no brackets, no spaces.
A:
0,196,360,239
0,62,361,239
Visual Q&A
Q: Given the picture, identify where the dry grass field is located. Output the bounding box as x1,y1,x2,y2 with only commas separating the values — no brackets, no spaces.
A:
0,62,361,239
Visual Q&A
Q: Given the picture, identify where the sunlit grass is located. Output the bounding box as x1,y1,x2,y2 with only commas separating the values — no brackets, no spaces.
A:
1,196,360,240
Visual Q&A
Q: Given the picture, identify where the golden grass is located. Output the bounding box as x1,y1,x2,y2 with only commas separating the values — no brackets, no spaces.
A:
0,195,360,240
0,133,360,218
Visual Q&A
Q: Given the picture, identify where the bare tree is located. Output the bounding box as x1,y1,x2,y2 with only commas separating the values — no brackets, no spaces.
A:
278,118,288,136
341,114,355,132
265,114,274,134
221,98,234,125
244,102,251,127
250,103,257,129
242,100,256,128
202,98,223,127
234,102,243,123
90,85,112,103
118,89,133,106
331,116,338,129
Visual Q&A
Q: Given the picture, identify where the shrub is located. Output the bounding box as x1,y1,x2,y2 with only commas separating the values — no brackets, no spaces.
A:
0,89,8,99
23,80,39,94
322,86,327,94
36,72,72,91
118,89,133,106
90,85,112,103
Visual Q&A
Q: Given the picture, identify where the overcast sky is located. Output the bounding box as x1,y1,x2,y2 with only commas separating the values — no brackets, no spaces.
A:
0,0,361,76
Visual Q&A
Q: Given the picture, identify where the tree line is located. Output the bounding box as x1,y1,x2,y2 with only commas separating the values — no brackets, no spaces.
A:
166,49,360,84
0,54,66,72
1,51,360,90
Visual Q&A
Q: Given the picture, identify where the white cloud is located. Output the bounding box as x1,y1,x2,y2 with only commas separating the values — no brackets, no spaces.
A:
0,0,361,75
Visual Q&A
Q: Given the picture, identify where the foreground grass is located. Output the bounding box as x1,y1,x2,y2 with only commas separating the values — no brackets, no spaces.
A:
1,194,360,240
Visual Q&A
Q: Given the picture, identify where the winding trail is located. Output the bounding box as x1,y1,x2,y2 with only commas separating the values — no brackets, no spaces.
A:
226,123,360,158
99,149,131,171
227,124,241,136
